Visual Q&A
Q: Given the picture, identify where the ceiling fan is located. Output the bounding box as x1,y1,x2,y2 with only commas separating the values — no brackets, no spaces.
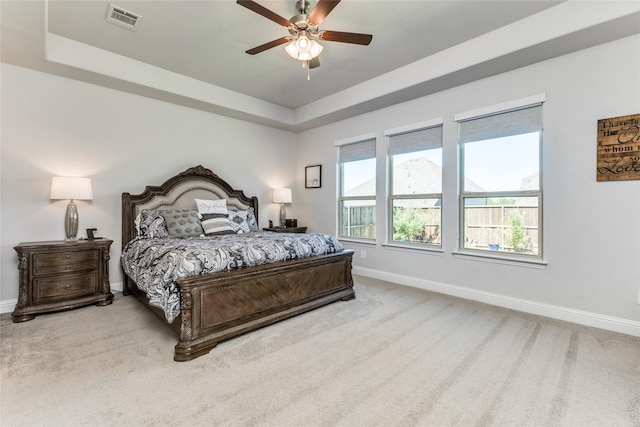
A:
237,0,373,77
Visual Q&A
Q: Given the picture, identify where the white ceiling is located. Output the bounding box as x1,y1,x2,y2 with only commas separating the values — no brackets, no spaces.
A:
2,1,639,132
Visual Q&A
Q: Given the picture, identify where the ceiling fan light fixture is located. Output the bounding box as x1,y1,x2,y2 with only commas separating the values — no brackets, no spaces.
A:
285,36,323,61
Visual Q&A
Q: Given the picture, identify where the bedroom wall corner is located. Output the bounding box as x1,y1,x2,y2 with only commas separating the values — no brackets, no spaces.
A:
0,63,298,309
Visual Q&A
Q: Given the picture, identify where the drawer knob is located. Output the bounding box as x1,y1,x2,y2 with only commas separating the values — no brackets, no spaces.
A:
65,284,71,289
65,266,70,270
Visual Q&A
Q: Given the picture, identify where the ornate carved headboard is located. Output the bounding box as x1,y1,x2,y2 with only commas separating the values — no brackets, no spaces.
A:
121,165,258,248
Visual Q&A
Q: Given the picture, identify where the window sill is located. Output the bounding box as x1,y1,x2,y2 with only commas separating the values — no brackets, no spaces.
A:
382,243,444,254
338,238,377,246
452,250,548,268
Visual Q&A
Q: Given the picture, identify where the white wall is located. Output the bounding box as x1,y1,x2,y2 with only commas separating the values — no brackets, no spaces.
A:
2,36,639,334
296,35,640,332
0,64,297,303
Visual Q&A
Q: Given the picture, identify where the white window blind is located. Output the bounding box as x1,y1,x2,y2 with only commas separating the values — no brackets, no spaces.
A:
458,104,542,144
388,125,443,155
338,138,376,163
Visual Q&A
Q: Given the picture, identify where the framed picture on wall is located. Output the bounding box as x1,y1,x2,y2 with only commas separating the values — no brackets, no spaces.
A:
305,165,322,188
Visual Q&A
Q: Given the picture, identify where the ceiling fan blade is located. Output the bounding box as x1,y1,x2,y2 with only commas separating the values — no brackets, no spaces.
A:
320,30,373,45
307,0,341,25
245,37,290,55
309,57,321,69
236,0,292,27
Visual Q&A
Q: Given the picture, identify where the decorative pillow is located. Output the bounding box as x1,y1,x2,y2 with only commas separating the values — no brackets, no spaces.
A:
201,213,235,235
195,198,228,215
228,208,259,233
246,207,259,232
135,210,169,239
160,210,203,238
228,210,251,234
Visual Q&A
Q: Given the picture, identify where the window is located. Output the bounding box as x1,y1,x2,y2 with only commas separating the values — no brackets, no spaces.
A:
457,99,543,257
387,122,443,247
337,136,376,240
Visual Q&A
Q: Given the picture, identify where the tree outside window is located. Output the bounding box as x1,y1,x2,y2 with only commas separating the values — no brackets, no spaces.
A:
387,123,443,247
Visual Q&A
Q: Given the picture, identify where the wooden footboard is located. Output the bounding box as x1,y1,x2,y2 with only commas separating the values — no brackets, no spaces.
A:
173,249,354,361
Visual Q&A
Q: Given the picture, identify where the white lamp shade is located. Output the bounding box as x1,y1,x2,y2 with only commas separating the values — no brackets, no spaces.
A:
50,177,93,201
273,188,292,204
285,42,299,59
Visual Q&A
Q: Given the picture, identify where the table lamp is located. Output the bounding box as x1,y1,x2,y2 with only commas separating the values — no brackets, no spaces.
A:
272,188,292,227
50,176,93,240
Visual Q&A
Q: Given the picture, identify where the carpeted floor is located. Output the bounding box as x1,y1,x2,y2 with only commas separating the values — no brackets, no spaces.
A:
1,276,639,427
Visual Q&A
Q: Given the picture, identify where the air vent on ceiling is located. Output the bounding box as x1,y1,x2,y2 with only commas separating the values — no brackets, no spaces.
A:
106,4,141,31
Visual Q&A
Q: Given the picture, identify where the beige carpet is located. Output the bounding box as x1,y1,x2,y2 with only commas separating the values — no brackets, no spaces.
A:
1,276,639,427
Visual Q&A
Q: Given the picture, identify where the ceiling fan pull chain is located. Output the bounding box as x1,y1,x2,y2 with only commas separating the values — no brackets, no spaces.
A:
306,60,311,80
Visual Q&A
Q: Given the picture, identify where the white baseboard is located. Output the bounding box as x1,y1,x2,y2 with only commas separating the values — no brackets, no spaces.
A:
1,281,124,315
1,298,17,315
353,266,640,337
111,281,123,293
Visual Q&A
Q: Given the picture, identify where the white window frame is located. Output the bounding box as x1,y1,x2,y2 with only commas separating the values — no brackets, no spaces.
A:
455,94,545,260
336,133,377,242
385,119,443,249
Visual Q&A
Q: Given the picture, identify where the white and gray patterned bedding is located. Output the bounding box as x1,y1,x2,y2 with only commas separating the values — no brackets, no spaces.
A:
121,231,344,323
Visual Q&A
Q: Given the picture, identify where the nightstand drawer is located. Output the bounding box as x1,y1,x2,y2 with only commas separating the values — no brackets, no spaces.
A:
34,271,98,303
33,250,99,275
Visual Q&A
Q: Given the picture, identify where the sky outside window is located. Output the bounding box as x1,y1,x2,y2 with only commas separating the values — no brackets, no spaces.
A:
464,132,540,191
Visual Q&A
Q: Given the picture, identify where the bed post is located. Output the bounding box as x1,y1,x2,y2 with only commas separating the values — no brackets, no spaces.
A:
121,192,134,296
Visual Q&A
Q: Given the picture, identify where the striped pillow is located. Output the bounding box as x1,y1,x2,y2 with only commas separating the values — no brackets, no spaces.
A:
201,213,235,235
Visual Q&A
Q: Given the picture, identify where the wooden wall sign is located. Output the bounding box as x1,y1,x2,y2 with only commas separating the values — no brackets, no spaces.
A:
597,113,640,181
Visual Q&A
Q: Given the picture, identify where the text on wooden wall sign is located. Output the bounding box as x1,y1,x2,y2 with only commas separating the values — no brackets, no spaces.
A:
597,113,640,181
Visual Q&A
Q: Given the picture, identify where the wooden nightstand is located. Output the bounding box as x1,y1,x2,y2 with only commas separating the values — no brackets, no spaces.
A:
262,227,307,233
11,239,114,323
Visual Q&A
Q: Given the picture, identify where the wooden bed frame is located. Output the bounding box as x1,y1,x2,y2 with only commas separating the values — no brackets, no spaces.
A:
121,165,355,361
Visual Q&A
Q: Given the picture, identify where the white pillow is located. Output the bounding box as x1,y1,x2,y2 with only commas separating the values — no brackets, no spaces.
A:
195,198,228,215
